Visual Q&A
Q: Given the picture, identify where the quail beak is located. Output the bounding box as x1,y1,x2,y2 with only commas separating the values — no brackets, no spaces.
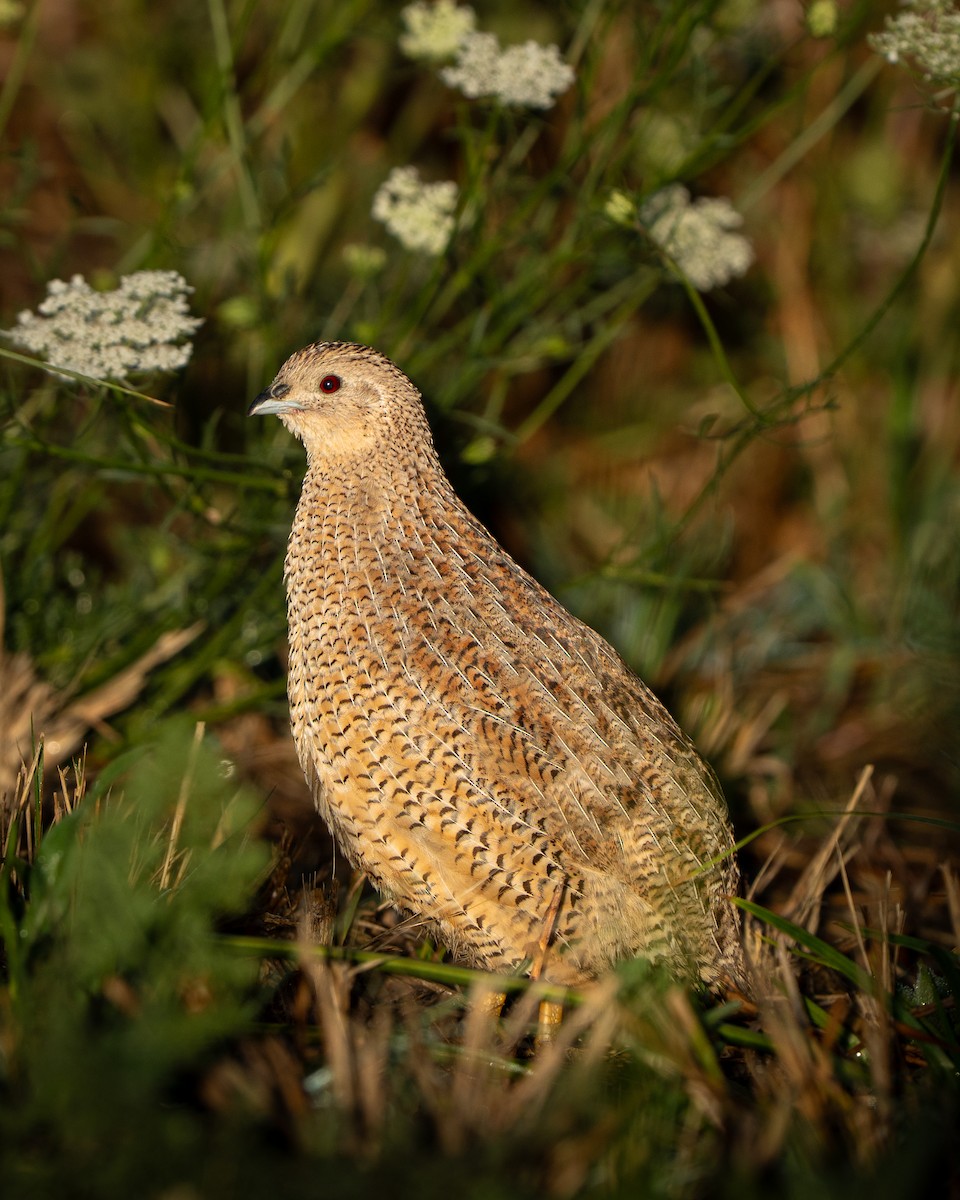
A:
248,381,301,417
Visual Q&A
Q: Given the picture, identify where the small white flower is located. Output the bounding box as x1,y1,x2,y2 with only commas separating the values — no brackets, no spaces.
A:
869,0,960,87
441,30,574,110
371,166,458,256
5,270,202,382
399,1,476,61
641,185,754,291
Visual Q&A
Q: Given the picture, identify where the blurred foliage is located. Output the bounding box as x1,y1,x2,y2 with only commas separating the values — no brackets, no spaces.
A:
0,719,271,1194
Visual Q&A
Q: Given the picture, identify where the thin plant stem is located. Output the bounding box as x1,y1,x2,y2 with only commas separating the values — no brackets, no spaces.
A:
670,102,958,539
740,58,884,211
0,0,40,146
207,0,262,232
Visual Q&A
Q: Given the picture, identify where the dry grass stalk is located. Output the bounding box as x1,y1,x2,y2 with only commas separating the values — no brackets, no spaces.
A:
401,976,624,1159
736,763,945,1167
747,939,868,1162
294,921,393,1149
1,736,86,866
158,720,205,891
942,865,960,947
781,763,874,932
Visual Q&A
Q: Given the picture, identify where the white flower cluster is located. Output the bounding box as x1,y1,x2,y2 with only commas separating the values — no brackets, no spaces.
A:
371,166,459,256
441,30,574,110
5,270,202,382
869,0,960,86
399,0,476,61
640,185,754,292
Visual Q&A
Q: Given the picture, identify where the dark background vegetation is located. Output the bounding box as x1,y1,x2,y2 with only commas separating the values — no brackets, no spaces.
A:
1,1,958,1196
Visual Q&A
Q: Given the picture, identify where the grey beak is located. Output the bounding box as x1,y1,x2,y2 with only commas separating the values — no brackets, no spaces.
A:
248,381,299,416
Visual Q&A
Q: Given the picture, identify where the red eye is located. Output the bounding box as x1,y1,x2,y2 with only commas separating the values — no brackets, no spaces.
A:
320,375,341,393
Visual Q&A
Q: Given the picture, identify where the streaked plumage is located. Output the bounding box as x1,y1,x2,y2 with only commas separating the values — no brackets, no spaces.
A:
249,341,742,988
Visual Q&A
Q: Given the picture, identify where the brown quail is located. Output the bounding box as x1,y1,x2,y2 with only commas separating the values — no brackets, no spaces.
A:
249,341,742,989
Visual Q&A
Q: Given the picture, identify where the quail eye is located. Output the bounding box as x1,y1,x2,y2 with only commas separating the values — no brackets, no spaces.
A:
320,375,341,393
